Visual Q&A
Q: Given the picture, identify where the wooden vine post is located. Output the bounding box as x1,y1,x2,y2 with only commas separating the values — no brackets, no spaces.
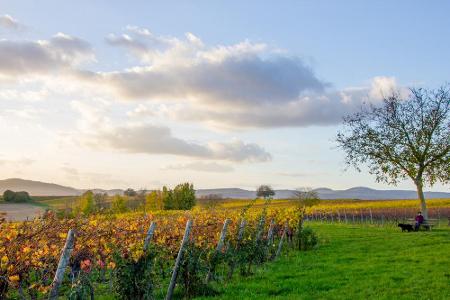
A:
48,229,75,300
255,215,266,242
265,219,275,259
227,219,246,280
437,208,441,228
244,215,266,274
165,220,193,300
275,222,288,259
206,218,230,283
143,221,157,253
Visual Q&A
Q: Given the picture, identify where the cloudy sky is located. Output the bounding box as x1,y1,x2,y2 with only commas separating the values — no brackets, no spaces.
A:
0,1,449,191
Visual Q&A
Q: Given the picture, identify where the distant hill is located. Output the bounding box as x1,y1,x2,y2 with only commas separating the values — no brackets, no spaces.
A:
312,186,450,200
0,179,123,196
0,178,448,199
0,178,81,196
196,186,450,200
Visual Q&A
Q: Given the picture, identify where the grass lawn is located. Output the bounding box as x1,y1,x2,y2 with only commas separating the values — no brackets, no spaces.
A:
198,223,450,300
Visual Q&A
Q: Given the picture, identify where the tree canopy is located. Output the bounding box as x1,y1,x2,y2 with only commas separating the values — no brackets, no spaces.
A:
2,190,31,203
256,185,275,199
124,188,137,197
145,184,196,211
336,85,450,218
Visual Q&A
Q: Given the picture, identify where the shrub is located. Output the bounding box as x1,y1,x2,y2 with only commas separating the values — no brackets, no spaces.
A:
79,191,95,215
111,195,128,213
112,249,155,300
179,242,217,298
296,227,318,251
145,191,164,210
235,237,266,276
68,249,94,300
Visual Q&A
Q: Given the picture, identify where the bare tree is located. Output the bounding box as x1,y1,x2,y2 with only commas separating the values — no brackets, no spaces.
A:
93,193,108,210
293,188,320,230
336,86,450,219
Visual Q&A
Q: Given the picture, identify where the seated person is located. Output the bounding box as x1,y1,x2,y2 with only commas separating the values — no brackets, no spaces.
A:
415,211,424,231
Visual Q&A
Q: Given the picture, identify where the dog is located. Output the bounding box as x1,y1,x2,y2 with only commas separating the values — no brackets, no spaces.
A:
398,223,414,232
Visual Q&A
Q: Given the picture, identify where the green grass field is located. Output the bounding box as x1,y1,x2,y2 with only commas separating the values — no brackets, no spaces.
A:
199,223,450,300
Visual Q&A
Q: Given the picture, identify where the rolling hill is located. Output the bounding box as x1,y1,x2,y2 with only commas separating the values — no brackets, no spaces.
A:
194,186,450,200
0,178,80,196
0,178,122,196
0,178,448,199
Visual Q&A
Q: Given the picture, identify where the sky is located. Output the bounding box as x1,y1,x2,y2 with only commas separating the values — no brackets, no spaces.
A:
0,1,449,191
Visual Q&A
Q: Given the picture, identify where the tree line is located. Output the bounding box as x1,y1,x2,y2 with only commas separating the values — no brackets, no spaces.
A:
76,182,196,215
1,190,31,203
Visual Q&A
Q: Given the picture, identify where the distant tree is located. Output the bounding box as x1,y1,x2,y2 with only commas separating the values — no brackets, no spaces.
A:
161,183,196,210
136,190,147,213
3,190,16,202
79,190,95,215
146,190,164,210
293,188,321,230
199,194,223,210
162,186,174,210
111,195,128,213
93,193,108,210
256,185,275,200
172,183,196,210
14,191,31,203
124,188,137,197
2,190,31,202
336,86,450,219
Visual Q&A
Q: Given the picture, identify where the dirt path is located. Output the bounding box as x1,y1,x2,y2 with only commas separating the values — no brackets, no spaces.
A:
0,203,46,221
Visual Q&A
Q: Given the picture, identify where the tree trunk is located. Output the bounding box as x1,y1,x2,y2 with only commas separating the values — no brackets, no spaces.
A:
415,179,428,219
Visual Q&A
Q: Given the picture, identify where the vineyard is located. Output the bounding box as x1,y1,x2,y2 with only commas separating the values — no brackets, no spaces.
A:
0,204,305,299
1,198,449,299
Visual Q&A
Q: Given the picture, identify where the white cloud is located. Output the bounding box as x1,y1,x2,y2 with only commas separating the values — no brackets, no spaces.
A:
126,104,155,117
3,107,46,120
0,87,49,102
0,27,406,132
0,15,22,30
277,171,326,177
0,33,94,78
95,28,405,129
0,157,35,167
369,76,408,100
97,27,326,108
164,79,398,129
60,165,126,187
80,123,271,162
163,161,234,173
71,100,271,162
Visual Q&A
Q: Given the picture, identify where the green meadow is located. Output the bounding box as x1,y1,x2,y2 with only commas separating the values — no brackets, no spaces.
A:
199,223,450,300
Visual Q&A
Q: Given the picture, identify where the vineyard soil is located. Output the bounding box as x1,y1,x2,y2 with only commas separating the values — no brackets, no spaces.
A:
0,203,45,221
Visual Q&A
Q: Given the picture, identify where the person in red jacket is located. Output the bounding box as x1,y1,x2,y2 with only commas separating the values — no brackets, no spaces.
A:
415,211,424,231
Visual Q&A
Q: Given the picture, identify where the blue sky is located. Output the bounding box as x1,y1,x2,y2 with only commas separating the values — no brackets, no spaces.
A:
0,1,449,191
